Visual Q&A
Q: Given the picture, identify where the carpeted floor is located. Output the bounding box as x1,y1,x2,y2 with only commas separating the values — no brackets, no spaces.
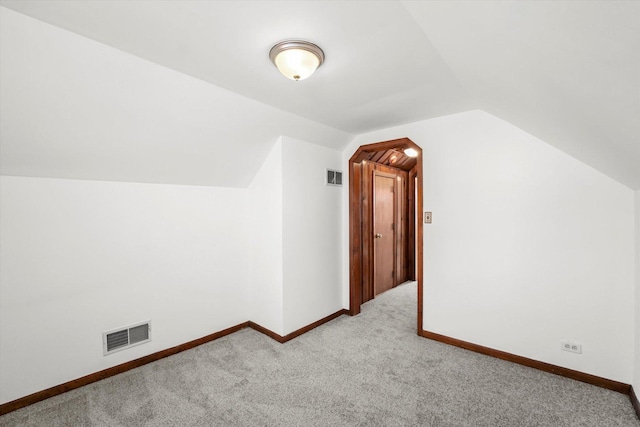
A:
1,281,638,426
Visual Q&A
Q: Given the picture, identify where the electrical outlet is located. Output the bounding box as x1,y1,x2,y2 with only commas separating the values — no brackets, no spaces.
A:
560,340,582,354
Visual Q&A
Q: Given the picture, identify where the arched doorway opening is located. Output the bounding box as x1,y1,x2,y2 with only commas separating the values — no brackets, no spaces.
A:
348,138,423,332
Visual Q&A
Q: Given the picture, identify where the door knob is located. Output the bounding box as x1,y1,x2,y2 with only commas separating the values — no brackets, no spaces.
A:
375,233,382,238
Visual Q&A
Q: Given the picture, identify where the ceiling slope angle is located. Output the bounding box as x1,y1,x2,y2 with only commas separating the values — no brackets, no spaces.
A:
403,0,640,190
0,0,476,134
2,0,638,189
0,6,351,187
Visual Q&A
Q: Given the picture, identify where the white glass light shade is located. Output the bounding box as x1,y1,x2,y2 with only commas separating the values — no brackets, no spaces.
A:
274,49,319,81
270,40,324,81
404,148,418,157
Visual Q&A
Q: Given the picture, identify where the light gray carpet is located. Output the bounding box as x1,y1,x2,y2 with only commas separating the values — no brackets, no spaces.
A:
1,281,638,426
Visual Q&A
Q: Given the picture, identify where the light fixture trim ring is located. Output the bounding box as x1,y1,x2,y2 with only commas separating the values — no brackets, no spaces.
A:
269,40,325,67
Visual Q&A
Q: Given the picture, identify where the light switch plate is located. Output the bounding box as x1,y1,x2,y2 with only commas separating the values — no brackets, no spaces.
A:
424,212,432,223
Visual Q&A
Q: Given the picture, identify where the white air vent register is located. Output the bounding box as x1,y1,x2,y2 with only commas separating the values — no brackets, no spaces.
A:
103,320,151,355
326,169,343,187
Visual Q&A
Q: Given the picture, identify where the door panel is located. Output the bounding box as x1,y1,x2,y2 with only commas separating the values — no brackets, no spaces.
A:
374,173,396,295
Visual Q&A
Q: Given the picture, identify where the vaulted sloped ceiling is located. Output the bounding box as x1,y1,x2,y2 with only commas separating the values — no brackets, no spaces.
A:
404,1,640,190
0,1,638,189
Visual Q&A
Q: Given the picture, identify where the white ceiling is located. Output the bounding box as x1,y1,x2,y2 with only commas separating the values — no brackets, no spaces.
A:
1,0,638,188
404,1,640,190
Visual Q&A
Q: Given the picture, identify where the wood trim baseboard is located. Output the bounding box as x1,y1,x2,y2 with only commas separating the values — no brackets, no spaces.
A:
631,386,640,420
419,329,631,395
247,321,284,342
0,309,349,416
0,322,249,416
249,309,348,343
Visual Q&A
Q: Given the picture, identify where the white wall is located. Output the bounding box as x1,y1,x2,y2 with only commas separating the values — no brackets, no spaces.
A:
0,134,347,404
0,176,249,404
634,190,640,392
0,7,351,188
245,135,345,336
247,139,284,335
343,110,635,383
0,7,353,404
281,137,343,334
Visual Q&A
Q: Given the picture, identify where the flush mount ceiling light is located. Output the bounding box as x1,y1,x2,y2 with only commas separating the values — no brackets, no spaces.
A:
269,40,324,81
404,148,418,158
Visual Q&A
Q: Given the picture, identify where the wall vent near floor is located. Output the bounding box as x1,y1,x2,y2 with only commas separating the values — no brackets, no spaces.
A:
103,320,151,356
326,169,343,187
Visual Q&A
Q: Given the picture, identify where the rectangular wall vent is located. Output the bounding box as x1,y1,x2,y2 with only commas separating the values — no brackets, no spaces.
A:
103,320,151,355
326,169,343,187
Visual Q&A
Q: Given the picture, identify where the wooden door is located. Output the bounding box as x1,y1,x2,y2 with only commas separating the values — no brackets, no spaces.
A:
373,172,396,295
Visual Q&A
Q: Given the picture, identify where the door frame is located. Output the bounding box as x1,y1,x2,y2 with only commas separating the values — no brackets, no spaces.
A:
348,138,424,333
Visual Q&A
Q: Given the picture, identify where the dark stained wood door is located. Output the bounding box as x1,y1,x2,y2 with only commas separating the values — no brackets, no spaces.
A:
373,172,396,295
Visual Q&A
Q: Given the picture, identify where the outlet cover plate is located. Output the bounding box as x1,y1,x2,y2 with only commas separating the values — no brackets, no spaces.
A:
561,340,582,354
